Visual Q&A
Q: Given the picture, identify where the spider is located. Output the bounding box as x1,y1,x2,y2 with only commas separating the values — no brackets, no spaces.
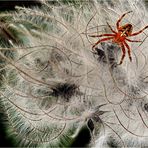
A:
89,11,148,65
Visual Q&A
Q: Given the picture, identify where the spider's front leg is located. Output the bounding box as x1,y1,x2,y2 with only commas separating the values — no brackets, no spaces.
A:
119,43,126,65
89,33,114,38
91,37,114,50
124,41,132,62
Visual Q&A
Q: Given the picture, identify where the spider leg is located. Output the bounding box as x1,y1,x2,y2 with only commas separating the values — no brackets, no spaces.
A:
106,22,117,33
126,38,142,42
92,37,113,50
89,34,115,37
116,11,132,29
130,25,148,36
124,41,132,62
119,43,126,65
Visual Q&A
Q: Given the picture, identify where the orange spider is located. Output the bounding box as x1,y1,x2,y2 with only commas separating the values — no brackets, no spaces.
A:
89,11,148,65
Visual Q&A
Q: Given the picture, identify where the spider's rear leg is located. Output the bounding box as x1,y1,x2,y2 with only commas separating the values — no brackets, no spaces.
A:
116,11,132,29
130,25,148,36
126,38,142,42
118,43,126,65
91,37,114,50
106,22,117,34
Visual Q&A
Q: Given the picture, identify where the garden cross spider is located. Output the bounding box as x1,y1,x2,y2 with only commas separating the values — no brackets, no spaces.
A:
89,11,148,65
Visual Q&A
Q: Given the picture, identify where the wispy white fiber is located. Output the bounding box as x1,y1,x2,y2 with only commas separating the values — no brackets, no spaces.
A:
0,0,148,147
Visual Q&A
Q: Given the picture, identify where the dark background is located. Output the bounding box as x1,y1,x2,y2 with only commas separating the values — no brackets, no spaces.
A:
0,0,42,11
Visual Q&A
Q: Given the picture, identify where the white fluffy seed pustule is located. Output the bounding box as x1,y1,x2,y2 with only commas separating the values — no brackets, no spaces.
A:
0,0,148,147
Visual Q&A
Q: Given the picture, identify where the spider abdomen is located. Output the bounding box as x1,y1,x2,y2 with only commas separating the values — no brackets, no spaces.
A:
118,23,133,37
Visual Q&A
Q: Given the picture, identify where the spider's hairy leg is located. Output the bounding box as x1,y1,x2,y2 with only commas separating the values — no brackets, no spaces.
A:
89,34,115,37
130,25,148,36
126,38,142,42
116,11,133,29
92,37,113,50
119,43,126,65
124,41,132,62
106,22,117,33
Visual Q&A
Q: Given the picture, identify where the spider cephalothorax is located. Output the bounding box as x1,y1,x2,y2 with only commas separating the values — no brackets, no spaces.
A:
89,11,148,64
